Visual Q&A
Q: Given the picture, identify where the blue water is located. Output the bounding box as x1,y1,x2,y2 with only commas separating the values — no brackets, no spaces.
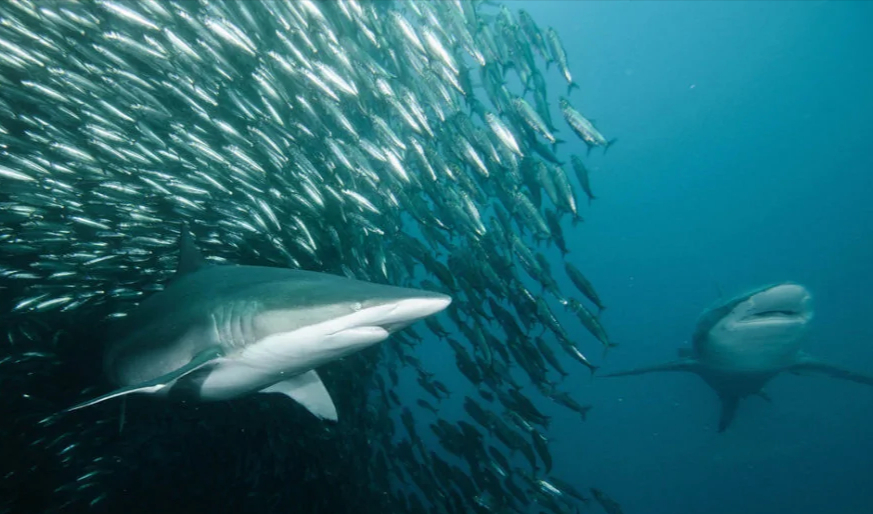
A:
429,2,873,513
521,2,873,513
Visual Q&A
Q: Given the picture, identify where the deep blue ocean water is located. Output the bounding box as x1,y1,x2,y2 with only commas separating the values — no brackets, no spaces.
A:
2,2,869,512
421,2,873,513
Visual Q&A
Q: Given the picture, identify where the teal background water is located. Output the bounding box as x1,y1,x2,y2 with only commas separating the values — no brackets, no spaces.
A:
2,2,870,512
502,2,873,512
44,2,868,511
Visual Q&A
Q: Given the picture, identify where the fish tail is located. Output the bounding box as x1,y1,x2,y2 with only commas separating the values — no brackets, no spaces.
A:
587,364,599,378
601,342,619,359
501,61,516,77
603,137,617,154
567,81,580,96
523,76,535,96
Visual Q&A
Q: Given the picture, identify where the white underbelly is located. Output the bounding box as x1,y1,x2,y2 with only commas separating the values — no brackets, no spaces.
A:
703,330,801,373
197,359,281,400
197,324,391,400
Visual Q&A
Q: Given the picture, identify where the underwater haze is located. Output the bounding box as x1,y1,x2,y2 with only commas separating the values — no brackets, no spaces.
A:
512,1,873,513
1,1,872,513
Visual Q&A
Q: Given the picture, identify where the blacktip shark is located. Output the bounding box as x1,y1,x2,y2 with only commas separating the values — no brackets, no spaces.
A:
604,282,873,431
66,226,452,421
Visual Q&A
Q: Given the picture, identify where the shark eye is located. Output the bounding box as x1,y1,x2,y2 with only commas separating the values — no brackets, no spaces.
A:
352,302,362,311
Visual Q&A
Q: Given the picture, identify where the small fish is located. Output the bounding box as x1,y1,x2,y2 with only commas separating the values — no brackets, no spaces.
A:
561,97,616,154
546,27,579,95
570,155,597,204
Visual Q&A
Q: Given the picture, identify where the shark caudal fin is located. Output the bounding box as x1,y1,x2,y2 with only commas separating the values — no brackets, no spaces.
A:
788,354,873,386
717,394,740,432
600,358,698,378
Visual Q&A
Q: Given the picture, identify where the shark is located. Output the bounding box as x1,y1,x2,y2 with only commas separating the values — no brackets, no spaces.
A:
65,225,452,421
603,282,873,431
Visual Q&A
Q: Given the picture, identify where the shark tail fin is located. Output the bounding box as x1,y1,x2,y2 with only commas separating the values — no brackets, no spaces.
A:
717,394,740,432
601,358,697,378
754,390,773,403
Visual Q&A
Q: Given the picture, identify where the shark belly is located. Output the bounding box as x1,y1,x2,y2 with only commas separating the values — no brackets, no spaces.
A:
197,306,397,400
702,323,803,373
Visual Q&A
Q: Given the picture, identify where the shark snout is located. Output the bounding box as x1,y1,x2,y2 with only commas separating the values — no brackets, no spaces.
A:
381,295,452,332
742,283,813,324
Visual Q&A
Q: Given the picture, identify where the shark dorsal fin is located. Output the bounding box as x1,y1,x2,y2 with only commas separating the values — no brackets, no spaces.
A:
714,281,724,300
176,223,207,277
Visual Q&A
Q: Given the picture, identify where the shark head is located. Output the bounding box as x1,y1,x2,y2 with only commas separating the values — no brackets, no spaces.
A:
199,269,452,394
250,274,451,343
605,281,873,432
693,282,813,372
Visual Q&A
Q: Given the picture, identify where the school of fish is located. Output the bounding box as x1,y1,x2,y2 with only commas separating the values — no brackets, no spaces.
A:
0,1,623,513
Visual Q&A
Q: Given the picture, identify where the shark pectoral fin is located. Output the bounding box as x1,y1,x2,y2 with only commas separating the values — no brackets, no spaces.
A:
65,346,225,413
754,390,773,403
65,382,166,412
717,395,740,432
601,358,698,378
261,370,338,421
788,356,873,387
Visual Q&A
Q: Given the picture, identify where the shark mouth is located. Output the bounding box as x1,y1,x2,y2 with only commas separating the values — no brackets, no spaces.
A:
745,309,801,319
739,308,808,325
734,283,813,325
